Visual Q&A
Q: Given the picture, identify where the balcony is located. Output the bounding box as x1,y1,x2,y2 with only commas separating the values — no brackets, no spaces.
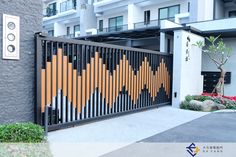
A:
43,8,57,17
98,24,128,34
60,0,76,13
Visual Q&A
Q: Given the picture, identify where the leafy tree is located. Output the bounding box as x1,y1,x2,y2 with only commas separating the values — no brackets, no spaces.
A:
195,36,232,96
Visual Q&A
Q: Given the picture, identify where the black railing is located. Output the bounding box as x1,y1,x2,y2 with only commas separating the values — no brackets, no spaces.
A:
134,20,159,29
134,18,175,29
43,8,58,17
98,24,128,34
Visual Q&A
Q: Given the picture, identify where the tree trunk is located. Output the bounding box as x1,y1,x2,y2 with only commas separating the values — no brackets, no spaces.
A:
212,67,225,96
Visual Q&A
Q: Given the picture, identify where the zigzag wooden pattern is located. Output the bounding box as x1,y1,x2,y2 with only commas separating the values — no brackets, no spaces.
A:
41,49,171,113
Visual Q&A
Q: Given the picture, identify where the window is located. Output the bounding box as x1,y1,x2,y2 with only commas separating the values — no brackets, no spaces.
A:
47,2,57,16
229,10,236,18
144,10,150,24
99,20,103,31
108,16,123,32
48,30,54,37
60,0,76,12
159,5,180,20
74,25,80,37
188,2,190,12
67,27,70,36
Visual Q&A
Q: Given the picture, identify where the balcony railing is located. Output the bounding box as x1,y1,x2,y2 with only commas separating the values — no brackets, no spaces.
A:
43,8,58,17
60,0,76,13
134,20,159,29
97,24,128,34
134,18,175,29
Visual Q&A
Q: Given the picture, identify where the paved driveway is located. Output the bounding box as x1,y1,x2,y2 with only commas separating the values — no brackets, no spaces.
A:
102,112,236,157
48,106,208,157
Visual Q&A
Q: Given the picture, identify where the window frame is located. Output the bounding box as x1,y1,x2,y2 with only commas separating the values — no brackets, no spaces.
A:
108,16,123,32
144,10,151,24
158,4,180,20
74,25,80,36
99,20,103,31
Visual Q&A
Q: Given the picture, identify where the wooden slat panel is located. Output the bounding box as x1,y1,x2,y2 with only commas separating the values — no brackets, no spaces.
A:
95,52,99,89
102,64,106,99
86,64,90,102
91,58,95,93
123,55,126,87
128,66,131,96
68,63,72,102
46,62,51,105
73,70,77,108
106,70,109,104
98,59,102,93
52,55,57,97
63,56,68,96
131,70,134,102
82,70,86,107
109,75,113,108
125,60,129,91
41,69,45,112
116,65,119,97
134,75,137,104
119,59,123,91
77,76,82,113
113,71,116,103
58,49,62,90
52,55,57,98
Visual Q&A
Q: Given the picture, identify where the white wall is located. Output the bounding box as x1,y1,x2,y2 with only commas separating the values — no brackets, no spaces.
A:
187,18,236,31
128,4,143,29
202,38,236,96
172,30,204,108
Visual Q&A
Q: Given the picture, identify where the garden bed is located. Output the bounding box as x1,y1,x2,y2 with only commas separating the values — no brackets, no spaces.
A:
180,93,236,111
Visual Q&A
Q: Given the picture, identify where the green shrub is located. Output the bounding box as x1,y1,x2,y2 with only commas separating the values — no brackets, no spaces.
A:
185,95,194,102
180,100,190,109
0,123,44,143
193,95,211,102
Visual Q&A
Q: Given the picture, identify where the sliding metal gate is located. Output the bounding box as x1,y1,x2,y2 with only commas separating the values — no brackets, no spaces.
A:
35,33,173,131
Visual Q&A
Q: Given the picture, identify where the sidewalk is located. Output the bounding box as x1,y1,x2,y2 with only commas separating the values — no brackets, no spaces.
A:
48,106,208,157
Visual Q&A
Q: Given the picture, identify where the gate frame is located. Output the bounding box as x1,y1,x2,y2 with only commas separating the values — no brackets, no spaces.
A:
35,32,173,131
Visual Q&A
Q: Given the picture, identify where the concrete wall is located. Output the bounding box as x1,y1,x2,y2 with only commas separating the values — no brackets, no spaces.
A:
202,38,236,96
0,0,42,124
172,30,204,107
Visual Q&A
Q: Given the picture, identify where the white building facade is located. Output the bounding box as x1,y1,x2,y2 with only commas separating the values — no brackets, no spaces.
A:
42,0,236,107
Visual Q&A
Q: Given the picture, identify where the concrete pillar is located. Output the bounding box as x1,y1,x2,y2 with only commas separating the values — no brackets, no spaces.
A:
128,4,142,30
160,32,166,53
172,30,204,108
54,22,66,37
79,1,97,36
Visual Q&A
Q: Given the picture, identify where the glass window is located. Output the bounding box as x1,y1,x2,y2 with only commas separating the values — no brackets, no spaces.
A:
169,6,179,18
99,20,103,31
108,16,123,32
67,27,70,36
144,10,150,24
48,30,54,37
159,8,168,19
159,5,180,20
74,25,80,37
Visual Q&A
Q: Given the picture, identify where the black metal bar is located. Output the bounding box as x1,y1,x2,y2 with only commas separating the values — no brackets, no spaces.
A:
55,42,59,124
47,102,170,131
35,34,43,125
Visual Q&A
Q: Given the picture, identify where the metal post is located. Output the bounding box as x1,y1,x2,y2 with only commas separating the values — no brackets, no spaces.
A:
44,105,48,136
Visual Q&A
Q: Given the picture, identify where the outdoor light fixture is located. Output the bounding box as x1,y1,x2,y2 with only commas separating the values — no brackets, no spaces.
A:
2,14,20,60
